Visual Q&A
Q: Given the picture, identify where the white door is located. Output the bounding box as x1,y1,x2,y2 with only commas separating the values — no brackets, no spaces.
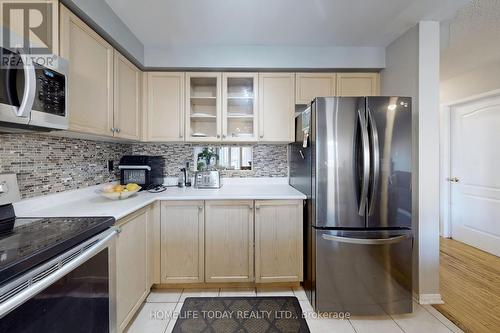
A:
450,95,500,256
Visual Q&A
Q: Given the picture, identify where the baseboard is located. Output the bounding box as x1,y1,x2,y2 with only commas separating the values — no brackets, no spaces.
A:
418,293,444,305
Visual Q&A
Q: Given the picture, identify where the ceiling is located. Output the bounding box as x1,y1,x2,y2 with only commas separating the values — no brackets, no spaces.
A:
441,0,500,80
104,0,468,49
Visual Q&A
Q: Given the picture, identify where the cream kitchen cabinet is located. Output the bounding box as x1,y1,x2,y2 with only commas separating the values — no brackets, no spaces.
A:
258,73,295,142
114,51,141,140
222,73,259,142
148,201,161,286
160,201,205,283
336,72,380,96
60,5,114,137
205,201,254,282
144,72,185,142
185,72,222,142
255,200,303,283
115,208,150,332
295,73,336,104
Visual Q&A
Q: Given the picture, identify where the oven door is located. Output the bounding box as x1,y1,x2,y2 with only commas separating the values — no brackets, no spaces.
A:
0,229,117,333
0,47,36,126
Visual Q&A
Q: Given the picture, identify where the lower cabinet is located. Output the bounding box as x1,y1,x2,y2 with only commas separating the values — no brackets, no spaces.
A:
254,200,304,282
205,201,254,282
115,207,150,332
157,199,303,285
160,201,205,283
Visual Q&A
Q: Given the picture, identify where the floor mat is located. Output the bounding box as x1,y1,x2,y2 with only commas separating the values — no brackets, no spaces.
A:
172,296,310,333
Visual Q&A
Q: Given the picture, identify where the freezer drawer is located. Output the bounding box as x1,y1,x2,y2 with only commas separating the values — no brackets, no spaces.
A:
315,229,412,315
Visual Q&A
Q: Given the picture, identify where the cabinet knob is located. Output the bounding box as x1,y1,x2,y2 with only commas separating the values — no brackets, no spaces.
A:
179,134,183,138
115,128,121,133
259,135,264,139
222,134,226,139
216,134,220,139
198,206,203,211
110,127,116,132
255,205,260,209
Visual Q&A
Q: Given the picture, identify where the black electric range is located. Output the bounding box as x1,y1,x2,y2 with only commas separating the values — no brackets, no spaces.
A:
0,204,115,286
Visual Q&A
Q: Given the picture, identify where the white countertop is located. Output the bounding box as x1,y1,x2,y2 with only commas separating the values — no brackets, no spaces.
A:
14,178,306,220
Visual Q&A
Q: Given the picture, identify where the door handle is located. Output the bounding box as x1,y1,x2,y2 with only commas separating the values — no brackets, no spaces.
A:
447,177,460,183
367,107,380,215
321,233,409,245
357,109,370,216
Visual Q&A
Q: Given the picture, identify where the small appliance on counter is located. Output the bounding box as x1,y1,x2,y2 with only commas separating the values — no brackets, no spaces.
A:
194,170,221,189
119,155,165,190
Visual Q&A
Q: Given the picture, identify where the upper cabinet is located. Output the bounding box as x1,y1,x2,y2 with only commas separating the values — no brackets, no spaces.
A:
258,73,295,142
60,5,114,137
114,51,141,140
295,73,336,104
222,73,258,142
185,72,222,142
144,72,185,142
336,73,380,96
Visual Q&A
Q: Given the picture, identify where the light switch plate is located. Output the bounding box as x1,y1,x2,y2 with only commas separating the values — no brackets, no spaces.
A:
0,173,21,205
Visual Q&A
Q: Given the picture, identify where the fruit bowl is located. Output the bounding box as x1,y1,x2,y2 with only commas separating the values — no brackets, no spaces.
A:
99,184,141,200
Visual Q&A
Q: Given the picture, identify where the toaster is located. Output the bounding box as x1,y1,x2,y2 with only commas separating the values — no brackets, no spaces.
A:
194,170,221,189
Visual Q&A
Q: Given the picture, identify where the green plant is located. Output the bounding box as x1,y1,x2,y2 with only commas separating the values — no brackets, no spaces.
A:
197,148,219,167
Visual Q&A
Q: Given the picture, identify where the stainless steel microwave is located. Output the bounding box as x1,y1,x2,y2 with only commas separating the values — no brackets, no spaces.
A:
0,47,68,132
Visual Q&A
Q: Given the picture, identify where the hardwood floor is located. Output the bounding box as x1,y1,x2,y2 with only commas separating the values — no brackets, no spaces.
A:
433,237,500,333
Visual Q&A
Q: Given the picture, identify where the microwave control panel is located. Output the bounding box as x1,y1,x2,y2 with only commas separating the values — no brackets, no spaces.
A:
33,65,66,116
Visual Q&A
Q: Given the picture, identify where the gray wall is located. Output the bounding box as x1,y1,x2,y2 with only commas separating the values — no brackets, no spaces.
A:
380,22,441,301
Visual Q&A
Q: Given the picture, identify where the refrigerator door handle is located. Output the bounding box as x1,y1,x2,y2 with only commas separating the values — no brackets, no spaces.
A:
367,107,380,215
321,233,409,245
357,108,370,216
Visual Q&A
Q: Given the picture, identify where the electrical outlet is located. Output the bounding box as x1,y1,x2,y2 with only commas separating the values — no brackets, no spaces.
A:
108,160,114,172
0,173,21,205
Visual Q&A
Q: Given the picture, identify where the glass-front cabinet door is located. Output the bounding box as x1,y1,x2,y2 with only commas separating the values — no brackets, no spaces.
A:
222,73,258,142
185,72,222,142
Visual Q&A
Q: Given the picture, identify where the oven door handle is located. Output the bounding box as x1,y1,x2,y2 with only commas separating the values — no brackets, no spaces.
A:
0,228,118,318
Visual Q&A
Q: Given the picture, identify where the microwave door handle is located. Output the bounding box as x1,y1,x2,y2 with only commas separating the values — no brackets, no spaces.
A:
16,54,36,118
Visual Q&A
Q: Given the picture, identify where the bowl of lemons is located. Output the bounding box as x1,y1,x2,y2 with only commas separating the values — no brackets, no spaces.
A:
99,183,141,200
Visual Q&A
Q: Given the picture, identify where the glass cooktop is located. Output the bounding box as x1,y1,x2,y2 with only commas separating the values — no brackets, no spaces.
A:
0,216,115,286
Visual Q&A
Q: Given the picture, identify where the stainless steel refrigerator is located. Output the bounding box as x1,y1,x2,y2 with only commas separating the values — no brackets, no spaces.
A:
290,97,413,315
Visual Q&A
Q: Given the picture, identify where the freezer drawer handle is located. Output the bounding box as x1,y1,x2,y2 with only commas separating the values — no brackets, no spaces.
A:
321,233,409,245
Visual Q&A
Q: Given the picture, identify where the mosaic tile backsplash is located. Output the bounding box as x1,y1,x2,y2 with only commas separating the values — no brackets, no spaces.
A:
0,133,289,198
0,133,129,198
130,143,289,178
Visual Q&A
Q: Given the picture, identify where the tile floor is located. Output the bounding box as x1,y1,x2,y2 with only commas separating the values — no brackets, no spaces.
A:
125,287,464,333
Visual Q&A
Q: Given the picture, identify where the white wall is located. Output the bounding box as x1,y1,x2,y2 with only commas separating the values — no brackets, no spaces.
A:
145,45,386,69
380,21,441,303
441,59,500,103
